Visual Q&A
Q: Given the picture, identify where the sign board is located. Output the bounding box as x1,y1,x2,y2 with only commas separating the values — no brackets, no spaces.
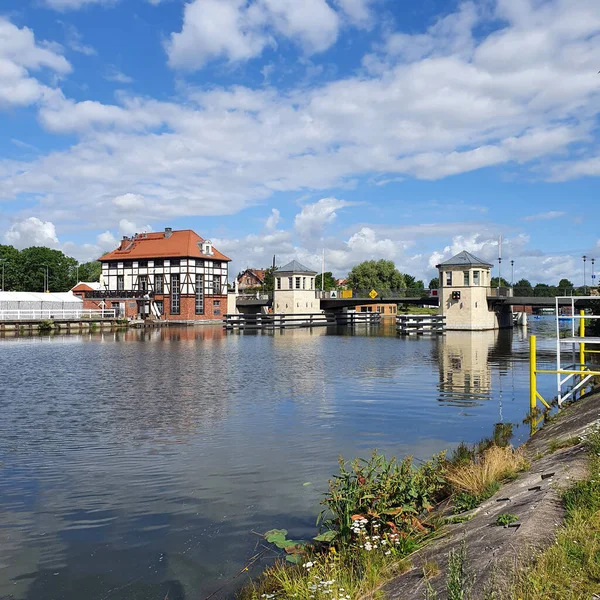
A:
593,274,597,279
329,291,338,298
369,289,378,299
341,290,353,299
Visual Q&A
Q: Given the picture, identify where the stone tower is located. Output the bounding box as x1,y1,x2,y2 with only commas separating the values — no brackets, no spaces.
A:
436,251,511,330
273,260,320,315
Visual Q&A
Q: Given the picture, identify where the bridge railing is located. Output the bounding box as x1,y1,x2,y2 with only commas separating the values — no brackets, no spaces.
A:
318,288,434,299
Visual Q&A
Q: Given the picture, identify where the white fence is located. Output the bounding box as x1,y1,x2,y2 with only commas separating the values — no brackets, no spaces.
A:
0,309,117,321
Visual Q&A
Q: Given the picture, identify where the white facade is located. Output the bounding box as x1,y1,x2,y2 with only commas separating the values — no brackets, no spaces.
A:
273,261,321,315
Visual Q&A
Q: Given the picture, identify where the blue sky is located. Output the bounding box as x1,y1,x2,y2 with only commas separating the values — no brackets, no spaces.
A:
1,0,599,284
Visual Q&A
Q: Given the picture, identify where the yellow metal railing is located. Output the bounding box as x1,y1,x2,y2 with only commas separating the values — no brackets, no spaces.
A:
529,309,600,432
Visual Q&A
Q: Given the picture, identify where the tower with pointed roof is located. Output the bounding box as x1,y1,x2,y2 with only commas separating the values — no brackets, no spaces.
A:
273,260,321,315
436,251,510,330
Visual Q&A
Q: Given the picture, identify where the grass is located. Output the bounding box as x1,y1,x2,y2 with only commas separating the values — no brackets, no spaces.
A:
446,446,528,497
506,423,600,600
547,436,581,454
495,513,519,527
397,306,439,315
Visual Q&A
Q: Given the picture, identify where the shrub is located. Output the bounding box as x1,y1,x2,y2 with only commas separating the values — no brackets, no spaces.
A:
446,446,527,496
319,450,447,545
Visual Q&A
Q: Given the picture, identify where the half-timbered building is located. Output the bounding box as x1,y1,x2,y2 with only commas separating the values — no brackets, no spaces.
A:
86,228,230,321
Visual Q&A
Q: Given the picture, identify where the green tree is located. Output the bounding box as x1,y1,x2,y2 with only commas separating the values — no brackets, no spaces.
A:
513,278,533,295
0,245,21,291
428,277,439,290
262,266,277,292
403,274,424,291
533,283,553,297
557,278,575,291
18,247,77,292
490,276,510,288
315,271,336,291
77,260,102,283
347,260,406,291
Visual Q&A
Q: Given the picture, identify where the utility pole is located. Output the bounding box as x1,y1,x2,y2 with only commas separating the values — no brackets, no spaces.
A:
498,235,502,292
510,260,514,287
582,255,587,295
592,258,596,289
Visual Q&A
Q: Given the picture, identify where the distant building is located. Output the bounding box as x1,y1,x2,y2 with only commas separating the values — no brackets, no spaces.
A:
355,302,398,318
237,268,267,291
335,278,348,288
83,228,231,321
273,260,320,315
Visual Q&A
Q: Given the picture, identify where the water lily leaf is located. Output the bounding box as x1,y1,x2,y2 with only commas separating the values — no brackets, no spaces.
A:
284,543,305,554
302,482,312,486
286,554,302,564
265,529,288,543
313,531,337,543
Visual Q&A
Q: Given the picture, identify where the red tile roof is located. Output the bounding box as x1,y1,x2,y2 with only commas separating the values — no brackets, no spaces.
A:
99,229,231,262
238,269,266,283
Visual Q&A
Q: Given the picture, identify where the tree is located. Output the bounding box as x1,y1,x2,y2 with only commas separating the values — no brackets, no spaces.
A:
428,277,439,290
78,260,102,283
347,260,406,291
533,283,553,297
403,274,424,291
557,278,574,291
513,278,533,295
0,244,21,291
262,266,277,292
315,271,336,291
17,247,77,292
490,276,510,288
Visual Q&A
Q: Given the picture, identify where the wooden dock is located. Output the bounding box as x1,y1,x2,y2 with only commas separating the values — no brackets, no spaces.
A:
224,311,381,330
396,314,445,335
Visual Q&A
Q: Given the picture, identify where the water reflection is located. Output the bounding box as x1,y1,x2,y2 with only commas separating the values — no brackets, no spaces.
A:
0,322,558,600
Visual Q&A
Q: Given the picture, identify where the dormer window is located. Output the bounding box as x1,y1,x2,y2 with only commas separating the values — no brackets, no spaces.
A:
199,240,214,256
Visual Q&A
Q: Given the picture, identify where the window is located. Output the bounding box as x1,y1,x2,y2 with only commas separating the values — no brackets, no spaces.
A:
171,258,180,267
117,275,124,291
154,274,163,294
171,274,180,314
277,278,281,290
138,275,148,292
195,274,204,314
310,278,314,290
213,276,222,295
154,259,163,268
123,260,133,268
446,271,452,286
463,271,469,286
288,277,293,289
155,300,163,315
302,277,306,289
109,261,118,269
473,270,480,286
139,260,148,268
295,277,301,289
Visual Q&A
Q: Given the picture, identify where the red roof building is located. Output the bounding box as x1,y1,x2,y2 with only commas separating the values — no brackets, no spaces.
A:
236,268,267,291
86,228,231,321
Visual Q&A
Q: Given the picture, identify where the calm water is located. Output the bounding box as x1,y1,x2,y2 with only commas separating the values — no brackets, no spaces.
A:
0,319,561,600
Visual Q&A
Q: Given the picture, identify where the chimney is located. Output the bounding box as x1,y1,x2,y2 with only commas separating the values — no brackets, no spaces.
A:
165,227,173,239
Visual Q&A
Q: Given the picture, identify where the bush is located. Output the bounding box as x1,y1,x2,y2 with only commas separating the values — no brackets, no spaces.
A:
319,450,447,545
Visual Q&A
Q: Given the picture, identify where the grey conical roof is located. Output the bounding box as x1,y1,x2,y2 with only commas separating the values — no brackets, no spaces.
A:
436,251,493,268
275,260,317,274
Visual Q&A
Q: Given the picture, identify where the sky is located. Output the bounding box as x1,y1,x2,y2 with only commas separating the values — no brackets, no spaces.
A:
1,0,599,285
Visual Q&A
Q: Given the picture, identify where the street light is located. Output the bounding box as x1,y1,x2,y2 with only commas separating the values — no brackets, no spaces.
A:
510,260,514,287
592,258,596,289
41,265,50,293
498,256,502,291
582,255,587,295
0,258,6,292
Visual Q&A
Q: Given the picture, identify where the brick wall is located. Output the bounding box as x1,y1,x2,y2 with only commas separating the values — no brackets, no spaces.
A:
160,295,227,321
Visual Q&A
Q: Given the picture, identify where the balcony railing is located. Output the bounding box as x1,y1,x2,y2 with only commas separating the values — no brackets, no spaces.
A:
84,290,153,299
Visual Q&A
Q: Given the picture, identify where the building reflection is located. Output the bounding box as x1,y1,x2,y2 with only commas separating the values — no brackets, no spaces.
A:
438,330,500,404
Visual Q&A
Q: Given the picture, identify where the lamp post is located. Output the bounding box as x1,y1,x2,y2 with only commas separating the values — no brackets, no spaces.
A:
0,259,6,292
592,258,596,289
42,265,50,293
582,255,587,295
510,260,514,287
498,256,502,292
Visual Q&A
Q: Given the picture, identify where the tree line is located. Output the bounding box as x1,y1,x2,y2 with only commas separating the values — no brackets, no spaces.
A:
0,245,100,293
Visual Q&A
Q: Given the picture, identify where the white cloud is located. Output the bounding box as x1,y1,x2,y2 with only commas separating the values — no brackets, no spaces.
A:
334,0,375,26
118,219,152,236
43,0,116,10
167,0,341,69
264,208,281,231
294,198,352,239
60,22,96,55
104,67,133,84
523,210,566,221
113,193,146,210
0,18,71,108
3,217,60,249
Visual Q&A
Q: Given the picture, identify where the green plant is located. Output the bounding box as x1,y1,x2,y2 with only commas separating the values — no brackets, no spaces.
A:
319,450,447,545
548,437,580,454
452,491,480,514
38,319,53,333
446,539,472,600
424,560,440,578
495,513,519,527
263,529,306,564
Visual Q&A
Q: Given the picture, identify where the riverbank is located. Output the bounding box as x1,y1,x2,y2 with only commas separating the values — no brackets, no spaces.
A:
239,391,600,600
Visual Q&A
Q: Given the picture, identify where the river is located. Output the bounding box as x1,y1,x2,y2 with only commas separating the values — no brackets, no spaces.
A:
0,318,561,599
